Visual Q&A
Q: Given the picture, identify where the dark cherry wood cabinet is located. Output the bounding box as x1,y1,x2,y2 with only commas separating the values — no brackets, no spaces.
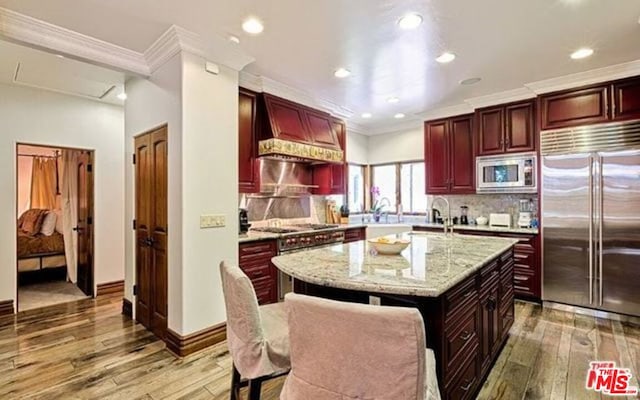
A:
343,227,366,243
612,77,640,122
477,99,536,156
424,115,475,195
313,117,347,194
539,85,610,130
239,88,260,193
262,93,312,143
304,108,339,148
239,240,278,305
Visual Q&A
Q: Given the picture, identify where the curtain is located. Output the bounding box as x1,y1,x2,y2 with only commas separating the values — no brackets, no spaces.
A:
30,157,57,210
61,151,79,283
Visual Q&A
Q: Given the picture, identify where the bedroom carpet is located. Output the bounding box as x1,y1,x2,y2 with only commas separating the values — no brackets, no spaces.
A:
18,281,89,311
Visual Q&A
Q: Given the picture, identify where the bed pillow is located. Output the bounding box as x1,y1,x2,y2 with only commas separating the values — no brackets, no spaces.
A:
20,209,47,235
40,211,57,236
54,209,64,234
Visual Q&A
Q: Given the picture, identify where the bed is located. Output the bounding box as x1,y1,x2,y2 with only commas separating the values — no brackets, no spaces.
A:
17,229,67,283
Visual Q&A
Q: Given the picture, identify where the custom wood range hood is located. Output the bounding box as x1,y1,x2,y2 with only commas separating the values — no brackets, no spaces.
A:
257,93,344,164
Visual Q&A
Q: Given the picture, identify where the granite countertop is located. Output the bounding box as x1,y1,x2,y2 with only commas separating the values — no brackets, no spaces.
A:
239,224,368,243
411,222,539,235
272,232,518,297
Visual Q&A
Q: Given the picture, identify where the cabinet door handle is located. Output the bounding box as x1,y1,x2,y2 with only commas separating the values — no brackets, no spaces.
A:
461,380,473,392
463,290,475,299
459,330,472,341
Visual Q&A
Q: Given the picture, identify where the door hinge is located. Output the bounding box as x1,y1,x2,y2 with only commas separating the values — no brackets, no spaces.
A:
132,154,136,164
87,164,93,172
133,285,138,296
133,219,136,230
87,216,93,225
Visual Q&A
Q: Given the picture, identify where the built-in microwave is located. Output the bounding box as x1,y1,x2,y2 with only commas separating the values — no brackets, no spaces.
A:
476,152,537,193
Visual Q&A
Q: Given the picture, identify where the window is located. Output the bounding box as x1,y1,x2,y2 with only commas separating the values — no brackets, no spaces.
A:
347,164,365,213
372,164,397,213
401,162,427,213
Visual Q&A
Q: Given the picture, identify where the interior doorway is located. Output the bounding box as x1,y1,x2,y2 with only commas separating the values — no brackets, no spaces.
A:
134,126,168,340
16,143,95,312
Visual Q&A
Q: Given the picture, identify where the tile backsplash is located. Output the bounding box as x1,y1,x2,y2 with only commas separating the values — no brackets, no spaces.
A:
428,194,538,222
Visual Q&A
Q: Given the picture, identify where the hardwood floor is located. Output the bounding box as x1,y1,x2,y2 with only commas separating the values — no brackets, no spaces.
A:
0,295,638,399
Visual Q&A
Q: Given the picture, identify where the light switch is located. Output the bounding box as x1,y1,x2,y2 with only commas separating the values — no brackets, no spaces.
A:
200,214,226,229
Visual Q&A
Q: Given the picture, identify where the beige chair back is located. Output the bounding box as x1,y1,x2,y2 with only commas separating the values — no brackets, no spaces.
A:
281,293,428,400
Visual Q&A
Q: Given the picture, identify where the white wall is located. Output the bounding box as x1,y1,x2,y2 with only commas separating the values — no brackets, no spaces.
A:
346,130,368,164
367,126,423,164
0,83,125,304
180,52,239,334
124,53,183,329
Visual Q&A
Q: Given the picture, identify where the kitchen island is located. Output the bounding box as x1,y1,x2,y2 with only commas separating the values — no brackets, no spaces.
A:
272,232,518,400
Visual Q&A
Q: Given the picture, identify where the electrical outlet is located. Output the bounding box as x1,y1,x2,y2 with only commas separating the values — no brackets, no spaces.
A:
200,214,226,229
369,296,381,306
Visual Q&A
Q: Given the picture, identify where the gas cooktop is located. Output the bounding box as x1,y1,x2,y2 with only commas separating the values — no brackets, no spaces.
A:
251,224,339,234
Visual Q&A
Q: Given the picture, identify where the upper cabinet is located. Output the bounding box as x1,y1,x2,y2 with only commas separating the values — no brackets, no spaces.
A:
313,117,346,194
612,77,640,122
477,99,536,156
239,88,260,193
424,114,475,194
539,85,609,130
262,93,340,149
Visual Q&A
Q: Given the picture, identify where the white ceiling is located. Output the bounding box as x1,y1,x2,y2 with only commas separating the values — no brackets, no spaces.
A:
0,40,125,105
1,0,639,133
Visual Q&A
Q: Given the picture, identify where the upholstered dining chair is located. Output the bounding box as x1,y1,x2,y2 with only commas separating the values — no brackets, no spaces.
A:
281,293,441,400
219,261,290,400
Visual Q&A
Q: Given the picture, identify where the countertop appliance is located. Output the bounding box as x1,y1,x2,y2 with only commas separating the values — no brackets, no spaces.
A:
489,213,511,228
460,206,469,225
476,152,537,193
518,199,533,228
541,120,640,317
239,209,251,234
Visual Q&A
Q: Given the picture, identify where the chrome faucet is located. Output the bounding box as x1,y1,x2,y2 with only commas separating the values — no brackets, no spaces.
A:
431,196,453,235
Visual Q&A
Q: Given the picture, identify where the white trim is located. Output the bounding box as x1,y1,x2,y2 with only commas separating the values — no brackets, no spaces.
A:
0,7,149,76
525,59,640,94
417,103,475,121
366,119,423,136
465,87,535,109
239,71,354,119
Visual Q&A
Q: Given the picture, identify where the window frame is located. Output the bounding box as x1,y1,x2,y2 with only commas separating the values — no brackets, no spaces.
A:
367,159,426,216
345,163,367,214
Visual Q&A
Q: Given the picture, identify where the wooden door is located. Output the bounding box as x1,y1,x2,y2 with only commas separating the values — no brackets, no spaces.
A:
477,107,505,156
75,152,94,296
424,120,450,194
135,126,168,340
540,85,610,130
239,89,260,193
449,115,475,194
504,101,536,153
263,94,312,143
612,77,640,122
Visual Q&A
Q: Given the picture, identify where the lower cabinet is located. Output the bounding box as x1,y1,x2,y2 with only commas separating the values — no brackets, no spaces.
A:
238,240,278,305
343,227,366,243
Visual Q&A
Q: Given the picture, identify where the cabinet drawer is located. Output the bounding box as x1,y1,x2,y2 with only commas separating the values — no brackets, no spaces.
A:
239,241,277,263
445,346,479,400
444,307,480,384
344,228,365,243
514,270,537,297
514,251,535,271
240,259,274,281
252,276,277,305
444,276,478,322
480,261,500,290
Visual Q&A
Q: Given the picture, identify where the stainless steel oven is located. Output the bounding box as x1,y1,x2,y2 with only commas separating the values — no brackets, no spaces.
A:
476,152,537,193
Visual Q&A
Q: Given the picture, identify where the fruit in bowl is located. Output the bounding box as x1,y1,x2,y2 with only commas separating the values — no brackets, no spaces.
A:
368,237,411,255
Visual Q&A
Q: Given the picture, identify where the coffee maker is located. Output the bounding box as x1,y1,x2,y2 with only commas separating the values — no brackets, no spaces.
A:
239,208,251,234
459,206,469,225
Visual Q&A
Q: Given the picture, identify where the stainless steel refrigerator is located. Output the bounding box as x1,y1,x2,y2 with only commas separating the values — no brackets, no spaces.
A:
541,121,640,317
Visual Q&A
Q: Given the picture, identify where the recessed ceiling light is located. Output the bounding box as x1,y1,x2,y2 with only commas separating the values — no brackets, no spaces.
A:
397,13,423,30
436,52,456,63
242,17,264,34
334,68,351,78
387,96,400,104
460,77,482,86
570,48,594,59
229,35,240,44
56,54,65,59
117,93,127,100
361,113,372,119
394,113,405,119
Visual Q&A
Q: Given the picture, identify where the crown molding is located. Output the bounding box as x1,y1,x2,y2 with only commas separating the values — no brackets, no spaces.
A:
525,59,640,94
239,71,354,119
417,103,475,121
0,7,149,76
346,122,368,135
465,87,535,109
367,118,423,136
